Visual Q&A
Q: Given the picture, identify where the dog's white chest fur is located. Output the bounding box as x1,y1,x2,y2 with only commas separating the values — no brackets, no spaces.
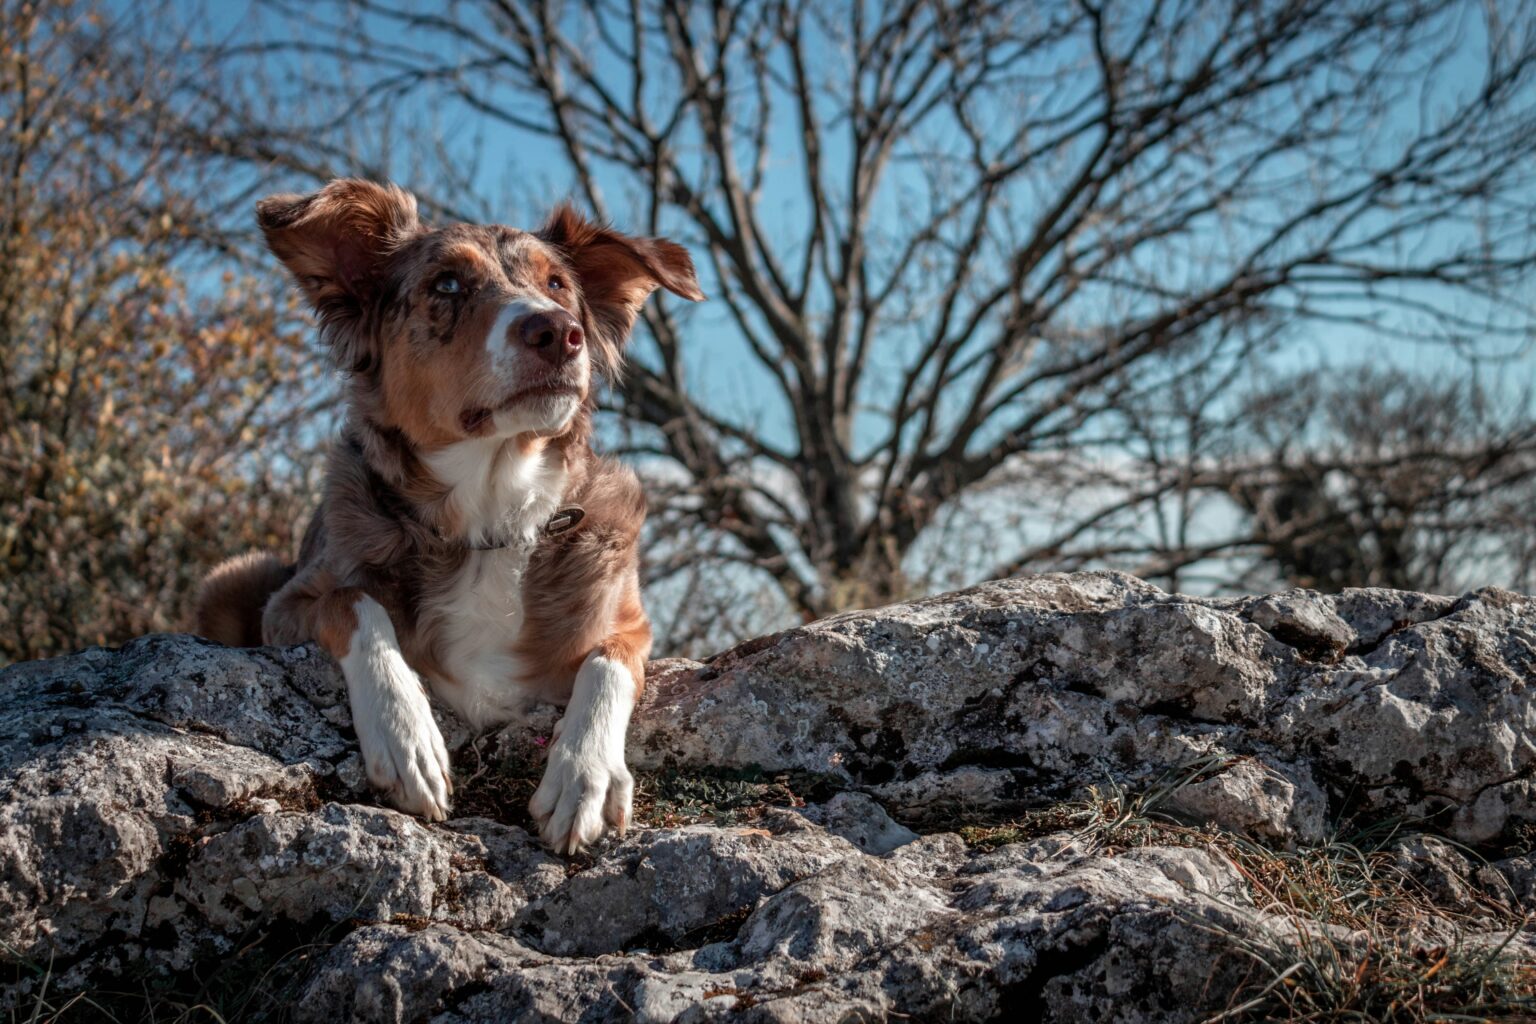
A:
419,436,565,729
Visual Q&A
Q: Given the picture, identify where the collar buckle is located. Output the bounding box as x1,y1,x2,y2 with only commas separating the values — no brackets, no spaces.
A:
544,505,585,537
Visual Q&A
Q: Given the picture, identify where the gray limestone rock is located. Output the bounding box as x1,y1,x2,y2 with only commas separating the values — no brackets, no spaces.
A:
3,572,1534,1020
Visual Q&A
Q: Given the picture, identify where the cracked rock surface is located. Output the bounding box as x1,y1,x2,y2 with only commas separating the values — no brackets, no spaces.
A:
637,572,1536,845
3,572,1534,1021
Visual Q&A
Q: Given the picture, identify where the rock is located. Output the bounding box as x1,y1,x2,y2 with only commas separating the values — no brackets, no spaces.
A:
1389,834,1489,915
514,814,854,956
1160,757,1328,847
869,765,1017,820
181,803,562,934
1242,589,1354,661
1491,854,1536,909
796,791,919,854
633,573,1536,844
2,572,1534,1019
1330,587,1458,651
1288,586,1536,844
0,637,359,965
295,925,537,1024
296,837,1268,1024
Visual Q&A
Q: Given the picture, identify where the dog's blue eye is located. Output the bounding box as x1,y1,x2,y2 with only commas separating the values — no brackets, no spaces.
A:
435,275,463,295
548,277,563,291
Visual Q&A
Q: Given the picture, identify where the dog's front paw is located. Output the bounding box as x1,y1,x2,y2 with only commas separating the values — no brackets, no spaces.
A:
529,736,633,855
355,681,453,822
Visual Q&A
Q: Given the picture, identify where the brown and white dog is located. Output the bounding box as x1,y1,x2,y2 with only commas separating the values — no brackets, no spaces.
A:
196,179,702,853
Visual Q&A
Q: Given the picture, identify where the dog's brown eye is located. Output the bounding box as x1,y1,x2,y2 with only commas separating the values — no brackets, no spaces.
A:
547,276,563,291
434,274,463,296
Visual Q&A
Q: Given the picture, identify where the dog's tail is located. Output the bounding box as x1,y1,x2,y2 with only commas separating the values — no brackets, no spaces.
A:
195,552,294,647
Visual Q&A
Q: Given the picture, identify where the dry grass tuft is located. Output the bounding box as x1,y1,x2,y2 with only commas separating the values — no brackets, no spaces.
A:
1200,826,1535,1023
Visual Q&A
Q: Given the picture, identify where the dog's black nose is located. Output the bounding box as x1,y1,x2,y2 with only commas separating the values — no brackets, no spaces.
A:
519,309,584,364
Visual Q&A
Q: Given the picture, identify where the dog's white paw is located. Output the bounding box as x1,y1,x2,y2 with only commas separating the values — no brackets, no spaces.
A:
529,739,633,854
529,653,636,854
357,682,453,821
340,595,453,822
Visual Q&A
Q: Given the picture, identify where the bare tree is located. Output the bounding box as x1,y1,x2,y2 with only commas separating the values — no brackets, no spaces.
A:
167,0,1536,619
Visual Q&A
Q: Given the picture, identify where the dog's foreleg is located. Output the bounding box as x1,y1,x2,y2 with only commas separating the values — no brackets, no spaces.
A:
530,605,650,854
529,652,636,853
317,589,452,821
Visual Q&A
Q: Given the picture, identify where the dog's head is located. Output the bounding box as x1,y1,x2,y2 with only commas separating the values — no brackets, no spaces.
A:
257,179,703,447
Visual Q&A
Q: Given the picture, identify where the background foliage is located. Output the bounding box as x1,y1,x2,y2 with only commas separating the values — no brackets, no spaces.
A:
0,1,320,662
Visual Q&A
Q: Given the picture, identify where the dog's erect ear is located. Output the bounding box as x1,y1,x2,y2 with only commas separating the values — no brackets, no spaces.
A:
539,204,704,379
257,179,420,372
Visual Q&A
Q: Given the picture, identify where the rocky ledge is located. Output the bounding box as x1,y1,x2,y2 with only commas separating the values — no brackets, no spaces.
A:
2,572,1534,1021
